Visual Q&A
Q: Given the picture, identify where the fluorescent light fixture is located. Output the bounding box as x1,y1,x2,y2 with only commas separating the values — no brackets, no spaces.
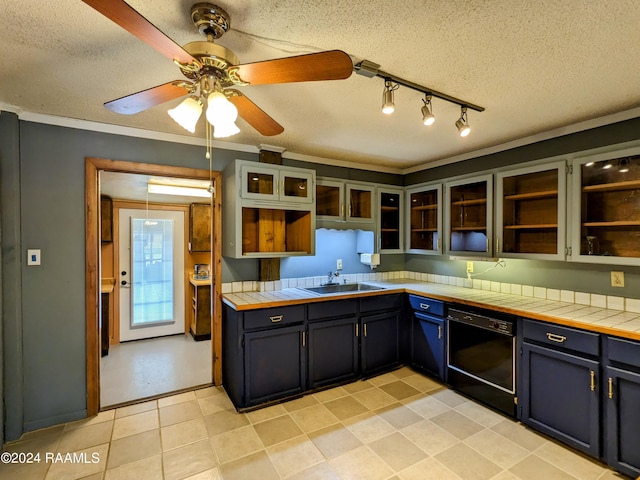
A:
148,182,211,198
168,96,203,133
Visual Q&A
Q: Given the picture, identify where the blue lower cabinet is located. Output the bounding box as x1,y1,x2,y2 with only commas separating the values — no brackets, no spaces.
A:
361,310,400,376
243,324,306,407
308,316,359,389
521,342,600,457
411,312,445,380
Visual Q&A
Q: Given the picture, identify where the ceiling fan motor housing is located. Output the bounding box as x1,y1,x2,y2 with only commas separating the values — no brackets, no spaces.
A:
191,3,231,39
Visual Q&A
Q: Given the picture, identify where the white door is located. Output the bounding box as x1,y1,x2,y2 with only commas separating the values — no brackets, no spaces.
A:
119,208,185,341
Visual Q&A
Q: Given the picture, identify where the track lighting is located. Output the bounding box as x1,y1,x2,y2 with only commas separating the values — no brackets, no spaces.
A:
168,96,203,133
455,107,471,137
381,80,397,114
421,95,435,126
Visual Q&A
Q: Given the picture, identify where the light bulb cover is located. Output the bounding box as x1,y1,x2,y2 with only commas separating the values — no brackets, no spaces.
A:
213,122,240,138
456,107,471,137
168,96,203,133
421,106,435,126
381,81,396,114
206,91,238,126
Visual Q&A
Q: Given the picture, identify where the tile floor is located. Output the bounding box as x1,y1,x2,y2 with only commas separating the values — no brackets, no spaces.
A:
100,334,212,407
1,367,631,480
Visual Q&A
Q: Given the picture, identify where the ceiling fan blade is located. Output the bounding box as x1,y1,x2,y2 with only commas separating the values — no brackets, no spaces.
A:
82,0,198,66
228,92,284,136
234,50,353,85
105,81,190,114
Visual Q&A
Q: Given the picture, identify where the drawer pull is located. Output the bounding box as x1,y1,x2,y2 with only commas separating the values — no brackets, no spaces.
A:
419,303,431,310
270,315,283,323
546,333,567,343
590,370,595,392
608,377,614,399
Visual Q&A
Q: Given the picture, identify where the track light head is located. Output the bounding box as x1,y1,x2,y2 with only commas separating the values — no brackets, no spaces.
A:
421,95,435,126
381,80,396,114
456,106,471,137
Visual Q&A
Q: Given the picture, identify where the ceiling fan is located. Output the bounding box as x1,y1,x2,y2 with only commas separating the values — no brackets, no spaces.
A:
82,0,354,136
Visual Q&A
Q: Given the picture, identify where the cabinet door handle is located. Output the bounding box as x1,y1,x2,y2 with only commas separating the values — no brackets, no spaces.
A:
485,237,489,252
363,323,367,337
340,203,344,219
270,315,283,323
608,377,614,399
419,303,431,310
355,323,359,337
348,204,352,218
590,370,595,392
302,331,306,347
438,326,442,339
496,238,501,254
546,333,567,343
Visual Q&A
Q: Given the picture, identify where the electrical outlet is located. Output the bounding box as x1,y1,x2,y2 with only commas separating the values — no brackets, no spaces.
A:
466,261,474,273
611,271,625,287
336,259,343,270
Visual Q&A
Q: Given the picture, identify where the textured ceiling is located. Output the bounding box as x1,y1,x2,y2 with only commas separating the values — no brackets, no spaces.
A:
2,0,640,171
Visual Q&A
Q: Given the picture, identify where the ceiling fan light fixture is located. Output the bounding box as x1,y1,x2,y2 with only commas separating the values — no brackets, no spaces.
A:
456,106,471,137
381,80,396,114
421,95,435,126
213,121,240,138
206,91,240,138
168,95,203,133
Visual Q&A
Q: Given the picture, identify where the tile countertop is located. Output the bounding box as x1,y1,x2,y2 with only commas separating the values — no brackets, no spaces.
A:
222,278,640,342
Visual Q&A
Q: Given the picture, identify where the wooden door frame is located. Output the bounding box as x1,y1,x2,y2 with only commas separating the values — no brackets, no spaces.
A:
85,157,223,416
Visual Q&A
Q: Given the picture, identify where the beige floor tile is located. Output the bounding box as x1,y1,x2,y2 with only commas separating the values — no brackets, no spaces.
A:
5,425,64,455
112,410,159,440
202,409,249,437
369,432,427,472
114,400,157,419
402,394,451,419
219,450,280,480
64,410,115,431
435,443,502,480
368,371,402,387
491,419,548,451
289,403,340,433
107,429,161,469
465,429,530,469
375,402,424,430
182,467,223,480
253,414,303,447
490,471,522,480
401,374,444,393
455,400,505,427
331,445,395,480
309,423,363,459
283,394,319,412
323,396,368,421
428,388,469,408
431,410,485,440
161,417,208,451
57,421,113,454
157,391,197,408
44,443,109,480
197,392,235,416
313,386,349,402
0,457,49,480
343,411,396,444
509,454,580,480
398,456,464,480
267,435,325,478
104,454,162,480
392,366,416,379
534,441,607,480
159,399,202,427
246,403,287,424
162,439,216,480
379,380,421,401
401,419,459,456
342,379,374,394
286,461,341,480
210,425,264,464
194,386,224,399
352,387,397,411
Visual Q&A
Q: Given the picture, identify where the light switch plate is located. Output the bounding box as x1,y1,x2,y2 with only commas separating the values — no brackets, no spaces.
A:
27,249,41,266
611,271,624,287
336,259,343,270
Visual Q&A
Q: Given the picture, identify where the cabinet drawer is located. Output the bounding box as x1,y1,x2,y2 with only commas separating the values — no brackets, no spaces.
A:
607,336,640,369
244,305,305,330
360,294,403,313
308,299,358,321
522,319,599,356
408,295,444,316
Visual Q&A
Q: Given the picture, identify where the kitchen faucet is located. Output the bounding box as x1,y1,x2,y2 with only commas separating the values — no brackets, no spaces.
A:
326,271,340,285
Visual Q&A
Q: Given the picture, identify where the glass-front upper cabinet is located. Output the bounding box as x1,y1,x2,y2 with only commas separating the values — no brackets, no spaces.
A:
571,147,640,265
240,163,314,204
378,187,404,253
406,183,442,254
316,179,344,220
445,174,493,256
316,179,375,224
496,161,566,260
347,184,375,222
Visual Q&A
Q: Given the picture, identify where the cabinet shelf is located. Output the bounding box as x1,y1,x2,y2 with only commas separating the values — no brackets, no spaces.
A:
451,226,487,231
411,204,438,211
583,179,640,193
380,206,399,212
504,224,558,230
411,228,437,232
504,190,558,201
380,228,399,233
582,221,640,227
451,198,487,206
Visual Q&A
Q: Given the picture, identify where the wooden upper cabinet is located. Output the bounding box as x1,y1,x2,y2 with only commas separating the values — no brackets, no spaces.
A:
571,147,640,265
496,161,566,260
445,174,493,256
189,203,211,252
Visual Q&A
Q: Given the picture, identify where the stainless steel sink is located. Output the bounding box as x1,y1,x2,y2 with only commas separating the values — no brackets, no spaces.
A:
301,283,385,294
